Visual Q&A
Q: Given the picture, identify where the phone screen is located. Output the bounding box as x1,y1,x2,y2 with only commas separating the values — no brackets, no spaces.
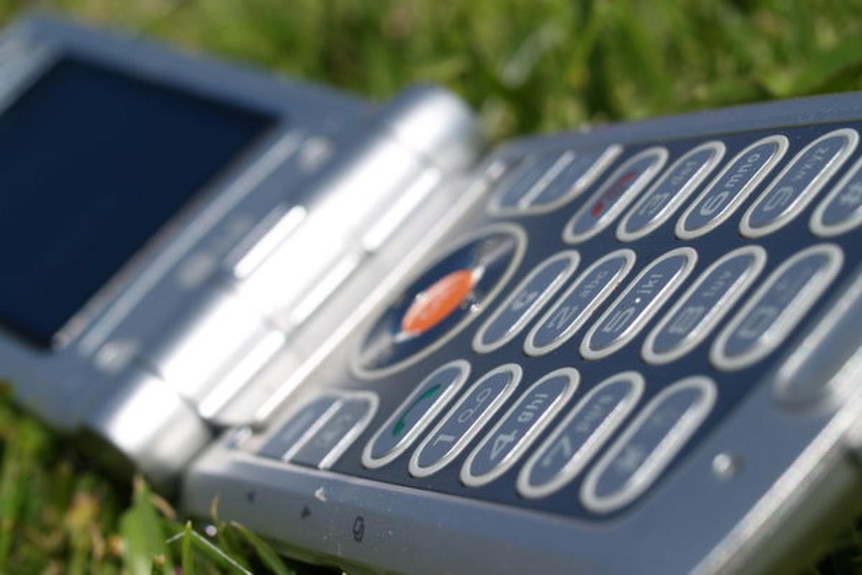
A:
0,56,276,348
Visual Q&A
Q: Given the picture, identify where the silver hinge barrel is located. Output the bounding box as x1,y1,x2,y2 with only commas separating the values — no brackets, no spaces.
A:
140,86,482,427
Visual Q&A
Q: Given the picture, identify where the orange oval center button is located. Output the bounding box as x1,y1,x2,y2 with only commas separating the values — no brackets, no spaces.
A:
401,269,477,336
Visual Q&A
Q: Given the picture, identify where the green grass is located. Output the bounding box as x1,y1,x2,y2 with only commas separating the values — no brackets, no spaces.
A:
0,0,861,573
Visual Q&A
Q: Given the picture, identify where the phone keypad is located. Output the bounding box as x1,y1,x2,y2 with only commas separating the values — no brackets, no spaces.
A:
254,120,862,521
525,249,636,356
741,129,858,238
676,135,788,239
811,157,862,237
518,372,644,499
410,364,520,478
362,360,469,469
581,247,697,360
643,246,767,365
617,141,724,242
563,147,668,243
258,396,340,460
581,376,716,513
461,368,578,487
711,244,843,371
291,395,377,469
490,146,621,214
473,251,579,354
491,153,571,211
258,392,376,470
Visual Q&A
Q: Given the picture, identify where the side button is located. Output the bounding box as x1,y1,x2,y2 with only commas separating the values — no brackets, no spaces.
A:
581,376,717,514
518,372,644,499
362,360,470,469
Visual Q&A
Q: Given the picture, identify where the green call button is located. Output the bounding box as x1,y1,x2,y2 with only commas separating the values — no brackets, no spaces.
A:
362,360,470,469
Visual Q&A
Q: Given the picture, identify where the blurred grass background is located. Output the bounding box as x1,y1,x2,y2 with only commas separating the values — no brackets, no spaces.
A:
0,0,860,573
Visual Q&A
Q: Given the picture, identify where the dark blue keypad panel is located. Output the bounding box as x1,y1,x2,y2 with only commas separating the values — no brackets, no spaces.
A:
741,129,857,237
473,251,578,353
582,248,696,359
644,246,766,364
526,249,635,356
581,377,715,513
518,372,643,499
461,368,577,486
410,364,520,477
677,135,788,239
564,147,667,243
492,154,568,211
254,118,862,522
258,396,339,460
812,157,862,236
528,149,614,208
291,395,376,469
618,142,723,241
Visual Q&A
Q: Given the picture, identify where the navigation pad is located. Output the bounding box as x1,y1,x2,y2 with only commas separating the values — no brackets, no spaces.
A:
354,226,525,377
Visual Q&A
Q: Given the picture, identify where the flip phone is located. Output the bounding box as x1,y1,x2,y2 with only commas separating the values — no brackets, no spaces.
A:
0,16,860,575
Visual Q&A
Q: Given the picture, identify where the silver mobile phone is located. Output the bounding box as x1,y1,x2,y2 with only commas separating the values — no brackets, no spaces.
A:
1,15,861,575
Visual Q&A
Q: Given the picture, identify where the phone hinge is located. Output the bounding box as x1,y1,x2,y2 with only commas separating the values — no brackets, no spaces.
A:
80,365,213,491
147,86,484,427
842,399,862,474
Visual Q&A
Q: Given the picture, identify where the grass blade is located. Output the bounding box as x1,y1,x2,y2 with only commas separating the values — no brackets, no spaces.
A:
228,521,297,575
119,477,174,575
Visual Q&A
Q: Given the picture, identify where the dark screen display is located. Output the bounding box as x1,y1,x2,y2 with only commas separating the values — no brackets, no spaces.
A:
0,56,276,348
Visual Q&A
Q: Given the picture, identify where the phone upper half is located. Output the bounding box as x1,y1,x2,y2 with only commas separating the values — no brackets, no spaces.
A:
0,16,482,482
